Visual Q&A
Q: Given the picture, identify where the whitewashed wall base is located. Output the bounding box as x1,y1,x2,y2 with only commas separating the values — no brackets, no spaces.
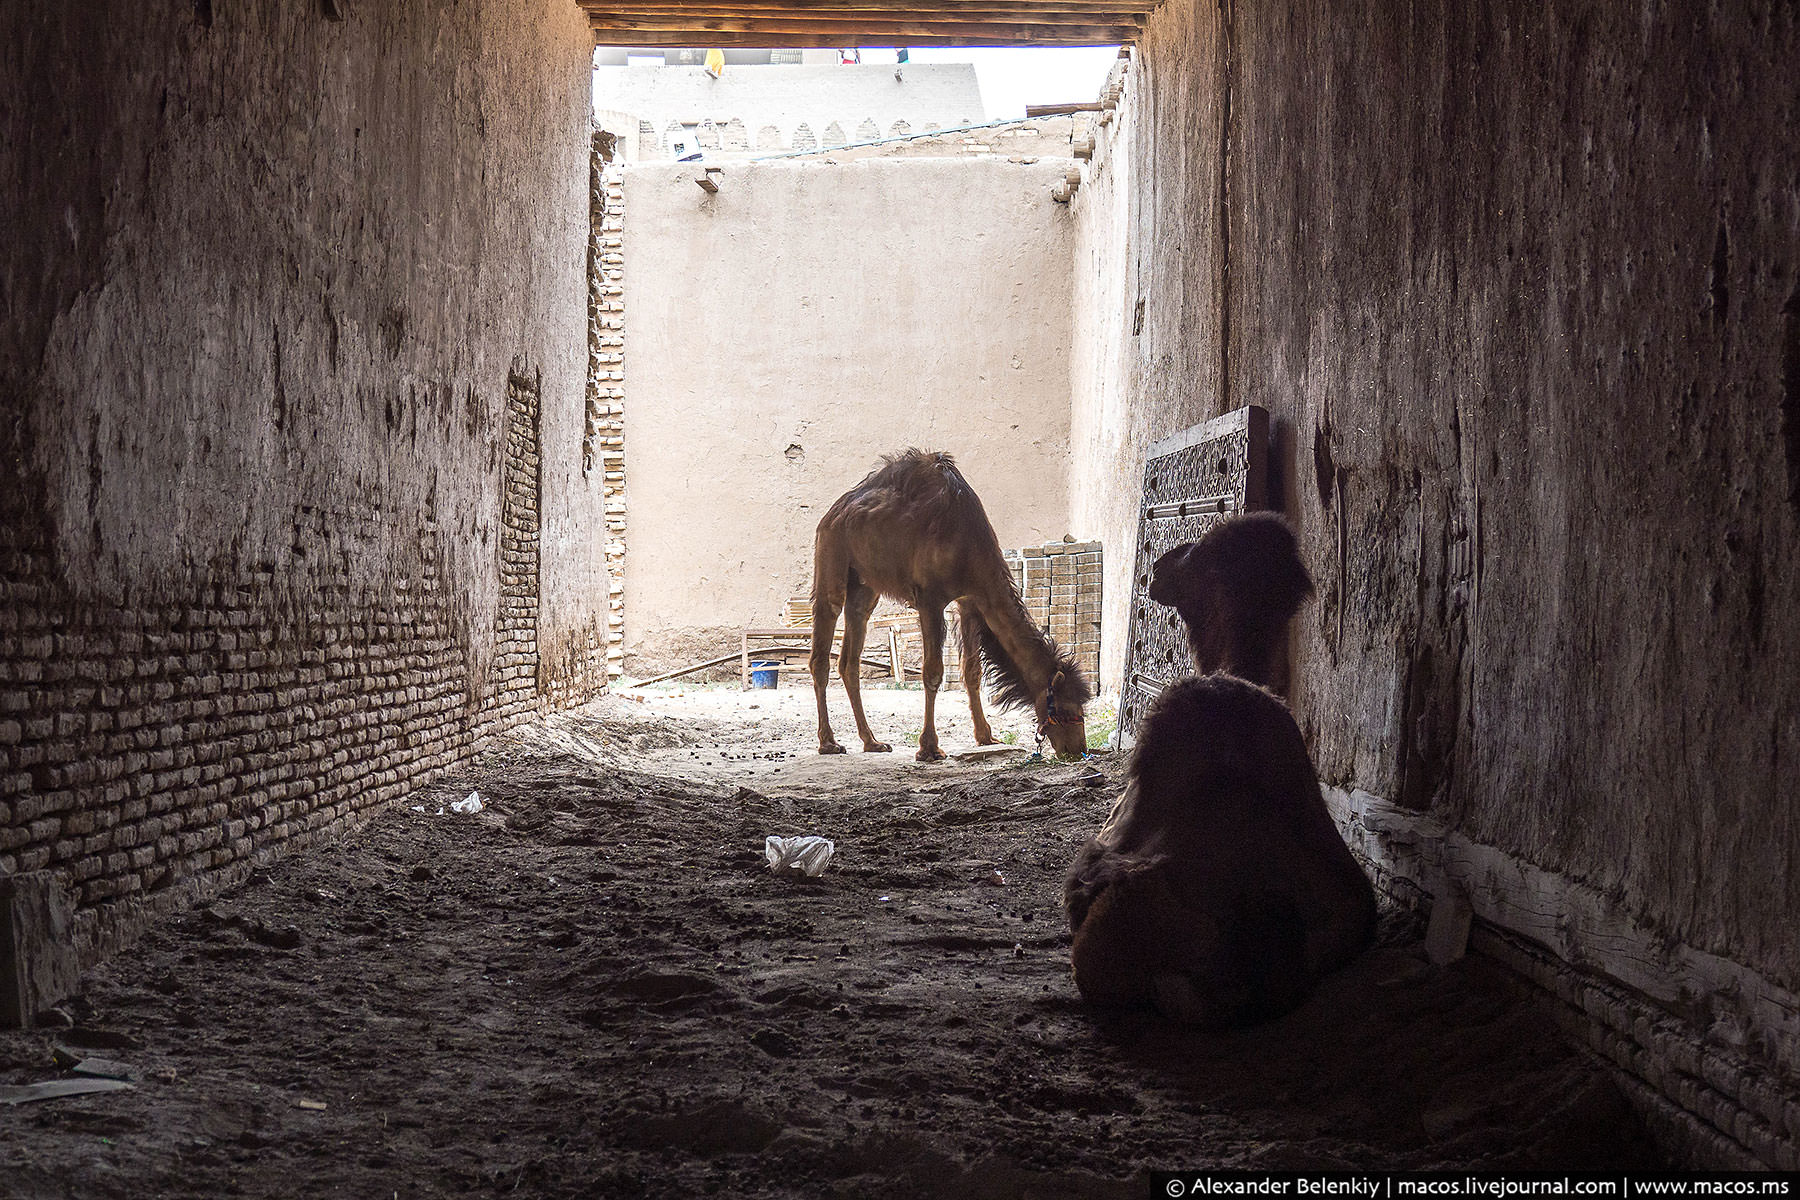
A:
1323,785,1799,1170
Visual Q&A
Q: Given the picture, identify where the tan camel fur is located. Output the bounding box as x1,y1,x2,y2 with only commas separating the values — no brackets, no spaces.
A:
810,449,1091,762
1065,514,1375,1026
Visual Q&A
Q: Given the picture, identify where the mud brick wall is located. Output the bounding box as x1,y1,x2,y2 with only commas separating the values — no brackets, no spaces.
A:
0,369,544,961
1004,542,1102,686
592,140,629,686
0,2,594,968
553,128,627,707
619,158,1077,676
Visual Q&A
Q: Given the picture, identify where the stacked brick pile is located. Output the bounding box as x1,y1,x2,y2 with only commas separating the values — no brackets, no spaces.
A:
1003,541,1103,685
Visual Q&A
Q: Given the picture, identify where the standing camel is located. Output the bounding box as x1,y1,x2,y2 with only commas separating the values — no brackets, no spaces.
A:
810,449,1091,762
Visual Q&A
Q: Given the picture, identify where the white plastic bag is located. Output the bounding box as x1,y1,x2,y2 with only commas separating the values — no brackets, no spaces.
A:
449,792,484,815
764,835,835,877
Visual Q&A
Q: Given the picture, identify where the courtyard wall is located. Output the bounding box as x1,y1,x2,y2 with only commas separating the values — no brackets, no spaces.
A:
619,157,1080,675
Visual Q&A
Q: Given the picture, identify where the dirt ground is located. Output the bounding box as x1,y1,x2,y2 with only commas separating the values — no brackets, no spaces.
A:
1,683,1662,1198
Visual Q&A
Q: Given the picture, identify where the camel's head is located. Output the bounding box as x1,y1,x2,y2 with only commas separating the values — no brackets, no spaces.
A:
1038,666,1092,759
1148,515,1313,681
1149,540,1232,672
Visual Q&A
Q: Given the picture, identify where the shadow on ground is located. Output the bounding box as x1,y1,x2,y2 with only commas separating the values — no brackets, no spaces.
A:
0,687,1659,1198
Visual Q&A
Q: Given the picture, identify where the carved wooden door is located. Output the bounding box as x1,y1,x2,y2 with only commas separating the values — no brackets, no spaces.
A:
1118,406,1269,741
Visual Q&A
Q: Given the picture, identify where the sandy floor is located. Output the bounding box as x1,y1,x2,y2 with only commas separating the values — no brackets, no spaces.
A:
0,683,1661,1198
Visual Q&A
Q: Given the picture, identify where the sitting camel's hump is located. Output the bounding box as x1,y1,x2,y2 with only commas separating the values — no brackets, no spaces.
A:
1124,678,1316,817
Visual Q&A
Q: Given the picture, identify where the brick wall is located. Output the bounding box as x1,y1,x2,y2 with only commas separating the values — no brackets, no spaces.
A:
555,127,626,706
586,134,629,686
0,370,544,964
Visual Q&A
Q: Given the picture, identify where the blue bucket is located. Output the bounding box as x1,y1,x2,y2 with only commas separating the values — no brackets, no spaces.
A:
749,661,780,689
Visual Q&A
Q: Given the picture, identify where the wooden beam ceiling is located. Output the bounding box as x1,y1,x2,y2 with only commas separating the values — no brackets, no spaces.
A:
578,2,1159,46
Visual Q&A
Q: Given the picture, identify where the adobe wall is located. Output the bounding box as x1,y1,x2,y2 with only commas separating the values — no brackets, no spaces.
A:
764,113,1094,165
1074,0,1798,1166
0,3,598,963
619,157,1078,674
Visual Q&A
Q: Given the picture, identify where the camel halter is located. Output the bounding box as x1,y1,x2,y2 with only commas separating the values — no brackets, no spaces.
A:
1036,684,1074,750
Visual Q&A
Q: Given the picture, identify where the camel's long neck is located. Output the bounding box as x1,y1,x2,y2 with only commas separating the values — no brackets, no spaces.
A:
980,594,1059,693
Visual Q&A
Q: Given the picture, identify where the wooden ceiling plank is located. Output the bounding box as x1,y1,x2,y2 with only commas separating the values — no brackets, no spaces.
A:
588,9,1148,26
580,2,1158,12
589,16,1144,35
590,28,1139,46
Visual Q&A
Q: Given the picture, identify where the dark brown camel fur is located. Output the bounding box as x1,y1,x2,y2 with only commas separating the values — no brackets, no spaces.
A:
810,449,1091,762
1064,514,1375,1026
1147,511,1315,691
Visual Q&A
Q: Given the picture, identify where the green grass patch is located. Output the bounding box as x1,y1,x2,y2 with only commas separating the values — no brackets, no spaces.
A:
1084,699,1118,751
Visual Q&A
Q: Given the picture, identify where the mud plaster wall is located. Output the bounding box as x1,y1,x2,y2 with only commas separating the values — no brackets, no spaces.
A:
0,3,596,960
620,158,1078,673
1073,0,1799,1163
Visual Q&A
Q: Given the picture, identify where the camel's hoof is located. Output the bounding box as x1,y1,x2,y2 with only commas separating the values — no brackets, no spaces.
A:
863,741,892,753
915,746,945,763
973,736,999,747
819,743,848,756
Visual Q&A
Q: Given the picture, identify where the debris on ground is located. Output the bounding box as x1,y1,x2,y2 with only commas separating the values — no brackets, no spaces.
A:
763,835,836,877
0,1078,135,1105
0,687,1660,1195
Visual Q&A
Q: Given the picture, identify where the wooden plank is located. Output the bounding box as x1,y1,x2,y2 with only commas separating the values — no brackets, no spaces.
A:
589,7,1151,23
0,873,76,1030
590,24,1140,45
594,9,1152,28
629,643,892,687
597,34,1134,47
0,1079,135,1105
1024,101,1104,116
581,2,1160,12
631,650,750,686
590,17,1140,34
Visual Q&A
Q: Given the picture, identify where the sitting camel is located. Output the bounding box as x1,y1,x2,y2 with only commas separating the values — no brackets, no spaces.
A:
810,449,1091,762
1065,514,1375,1026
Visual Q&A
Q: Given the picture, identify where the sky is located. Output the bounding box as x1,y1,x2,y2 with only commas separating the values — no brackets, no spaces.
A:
855,46,1121,120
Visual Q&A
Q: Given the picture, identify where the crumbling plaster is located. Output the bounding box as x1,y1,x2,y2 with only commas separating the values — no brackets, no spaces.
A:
1071,0,1798,1158
5,2,595,684
0,1,599,953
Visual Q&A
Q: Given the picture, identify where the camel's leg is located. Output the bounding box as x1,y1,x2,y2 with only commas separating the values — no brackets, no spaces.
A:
1070,866,1229,1022
839,581,889,753
956,600,997,745
915,604,948,762
811,539,849,755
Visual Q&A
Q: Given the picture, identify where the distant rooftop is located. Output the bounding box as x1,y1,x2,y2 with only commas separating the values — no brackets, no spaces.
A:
591,62,986,156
